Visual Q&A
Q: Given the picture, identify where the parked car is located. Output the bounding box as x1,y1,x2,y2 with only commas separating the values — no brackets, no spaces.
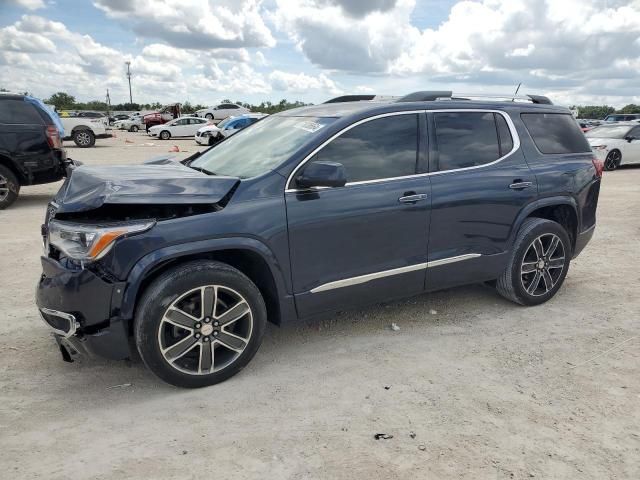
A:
114,115,144,132
194,103,250,121
36,91,601,387
148,116,210,140
0,93,68,209
60,116,111,147
110,113,131,124
195,113,267,145
586,122,640,170
603,113,640,123
143,103,181,132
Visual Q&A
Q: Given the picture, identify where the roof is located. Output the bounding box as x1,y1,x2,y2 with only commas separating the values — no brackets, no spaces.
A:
278,98,568,120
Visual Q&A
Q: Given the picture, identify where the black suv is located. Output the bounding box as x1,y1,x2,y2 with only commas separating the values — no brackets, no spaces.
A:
0,93,67,209
36,92,602,387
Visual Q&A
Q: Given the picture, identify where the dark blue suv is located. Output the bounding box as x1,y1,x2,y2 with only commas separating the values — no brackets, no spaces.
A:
36,92,602,387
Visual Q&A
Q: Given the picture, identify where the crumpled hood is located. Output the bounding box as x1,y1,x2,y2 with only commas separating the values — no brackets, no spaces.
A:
54,160,239,213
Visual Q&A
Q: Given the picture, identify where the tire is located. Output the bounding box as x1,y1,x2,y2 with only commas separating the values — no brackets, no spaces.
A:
205,113,213,120
130,125,139,132
134,260,267,388
160,130,171,140
72,129,95,148
0,164,20,210
208,134,220,146
496,218,571,306
604,150,621,171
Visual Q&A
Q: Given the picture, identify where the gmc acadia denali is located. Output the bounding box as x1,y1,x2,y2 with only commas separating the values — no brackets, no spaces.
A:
36,91,602,387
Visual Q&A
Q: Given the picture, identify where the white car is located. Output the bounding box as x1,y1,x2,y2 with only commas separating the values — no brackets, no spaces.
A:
60,116,110,148
586,123,640,171
114,115,144,132
194,114,267,145
148,117,210,140
194,103,250,121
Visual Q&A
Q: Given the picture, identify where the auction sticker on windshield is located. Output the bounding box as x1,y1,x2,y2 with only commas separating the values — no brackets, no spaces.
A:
293,121,325,133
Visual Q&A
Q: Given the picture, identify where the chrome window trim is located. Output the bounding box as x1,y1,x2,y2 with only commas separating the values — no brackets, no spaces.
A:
285,109,521,192
309,253,481,294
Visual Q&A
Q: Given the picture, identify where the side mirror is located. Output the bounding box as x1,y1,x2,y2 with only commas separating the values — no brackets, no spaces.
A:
296,161,347,189
625,136,635,142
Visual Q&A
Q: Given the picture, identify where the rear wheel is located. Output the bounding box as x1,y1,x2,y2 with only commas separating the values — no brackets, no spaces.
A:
604,150,621,171
72,129,95,148
205,113,214,120
160,130,171,140
134,261,267,388
0,165,20,209
496,218,571,306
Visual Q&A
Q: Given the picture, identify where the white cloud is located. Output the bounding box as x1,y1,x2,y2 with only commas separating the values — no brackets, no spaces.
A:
269,70,342,94
5,0,46,10
93,0,276,49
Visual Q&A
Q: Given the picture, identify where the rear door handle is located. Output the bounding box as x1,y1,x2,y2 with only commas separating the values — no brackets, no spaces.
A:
398,193,428,204
509,181,533,190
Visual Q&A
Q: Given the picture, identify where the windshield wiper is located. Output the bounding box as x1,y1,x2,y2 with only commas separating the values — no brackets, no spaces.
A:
189,165,217,176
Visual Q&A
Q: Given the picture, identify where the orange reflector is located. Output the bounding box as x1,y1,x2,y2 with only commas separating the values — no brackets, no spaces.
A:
88,230,125,258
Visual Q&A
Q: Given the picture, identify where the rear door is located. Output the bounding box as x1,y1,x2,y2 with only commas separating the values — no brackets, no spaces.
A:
624,126,640,163
286,112,431,317
426,110,538,289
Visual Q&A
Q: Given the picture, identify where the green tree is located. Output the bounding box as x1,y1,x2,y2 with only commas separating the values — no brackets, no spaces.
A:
45,92,76,110
576,105,615,119
618,104,640,114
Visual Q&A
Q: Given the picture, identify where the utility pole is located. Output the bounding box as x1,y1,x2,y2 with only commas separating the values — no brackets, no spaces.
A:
106,88,111,119
125,61,132,104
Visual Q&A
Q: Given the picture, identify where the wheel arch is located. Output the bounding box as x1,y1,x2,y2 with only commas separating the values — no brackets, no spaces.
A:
121,238,293,331
511,197,580,253
0,153,27,184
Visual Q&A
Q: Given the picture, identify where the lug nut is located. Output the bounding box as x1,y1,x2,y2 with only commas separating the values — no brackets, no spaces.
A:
204,337,209,342
204,317,211,323
213,331,218,336
195,333,201,339
195,323,202,329
213,321,219,327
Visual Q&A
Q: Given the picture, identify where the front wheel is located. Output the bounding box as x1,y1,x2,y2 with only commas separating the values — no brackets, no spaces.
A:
73,129,95,148
496,218,571,306
205,113,213,120
604,150,621,171
130,125,139,132
160,130,171,140
134,261,267,388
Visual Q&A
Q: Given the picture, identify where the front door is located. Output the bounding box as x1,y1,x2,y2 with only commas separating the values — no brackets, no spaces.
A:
426,110,538,289
286,113,431,318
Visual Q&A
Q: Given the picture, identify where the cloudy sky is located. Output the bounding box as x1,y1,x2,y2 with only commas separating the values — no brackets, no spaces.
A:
0,0,639,107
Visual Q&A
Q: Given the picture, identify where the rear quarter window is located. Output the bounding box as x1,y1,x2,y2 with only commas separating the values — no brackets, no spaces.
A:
521,113,590,154
0,99,46,125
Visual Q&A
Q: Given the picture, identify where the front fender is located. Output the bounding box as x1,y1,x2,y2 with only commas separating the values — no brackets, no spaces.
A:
118,236,290,320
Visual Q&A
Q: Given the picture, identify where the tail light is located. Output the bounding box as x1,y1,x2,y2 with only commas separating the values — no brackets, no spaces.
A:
46,125,62,149
592,156,604,178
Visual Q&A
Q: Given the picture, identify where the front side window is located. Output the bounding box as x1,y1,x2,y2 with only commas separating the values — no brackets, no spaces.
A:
521,113,591,154
313,114,418,183
434,112,503,171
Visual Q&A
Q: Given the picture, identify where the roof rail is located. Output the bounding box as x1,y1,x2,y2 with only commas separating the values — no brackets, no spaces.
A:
323,94,400,104
396,91,553,105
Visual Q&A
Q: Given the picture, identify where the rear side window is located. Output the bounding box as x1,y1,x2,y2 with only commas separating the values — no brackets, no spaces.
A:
521,113,591,154
0,99,45,125
434,112,503,171
495,113,513,156
315,114,418,183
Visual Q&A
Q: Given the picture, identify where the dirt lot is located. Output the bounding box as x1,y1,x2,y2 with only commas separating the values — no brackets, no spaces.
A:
0,131,638,480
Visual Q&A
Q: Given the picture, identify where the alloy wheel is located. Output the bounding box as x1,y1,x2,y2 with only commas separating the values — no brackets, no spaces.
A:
520,233,566,297
0,174,9,202
76,131,91,146
157,285,253,375
605,151,620,171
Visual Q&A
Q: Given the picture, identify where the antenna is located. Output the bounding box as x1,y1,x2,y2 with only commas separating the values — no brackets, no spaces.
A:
513,83,522,101
125,61,133,104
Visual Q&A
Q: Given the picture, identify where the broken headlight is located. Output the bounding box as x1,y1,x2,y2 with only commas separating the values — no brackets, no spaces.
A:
48,220,154,262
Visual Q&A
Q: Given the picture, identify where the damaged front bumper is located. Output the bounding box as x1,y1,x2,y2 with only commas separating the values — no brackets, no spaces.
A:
36,256,131,362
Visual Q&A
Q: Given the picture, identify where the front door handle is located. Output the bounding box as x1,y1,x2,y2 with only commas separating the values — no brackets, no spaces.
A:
509,181,533,190
398,193,428,204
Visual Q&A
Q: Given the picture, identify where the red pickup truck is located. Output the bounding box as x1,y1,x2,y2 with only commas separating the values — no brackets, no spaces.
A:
143,103,181,132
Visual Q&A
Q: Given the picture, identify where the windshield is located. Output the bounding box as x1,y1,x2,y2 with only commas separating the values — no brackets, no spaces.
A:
217,116,235,129
190,115,335,178
586,125,631,139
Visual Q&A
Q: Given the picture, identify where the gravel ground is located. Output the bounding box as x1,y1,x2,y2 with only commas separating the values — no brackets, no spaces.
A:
0,131,639,480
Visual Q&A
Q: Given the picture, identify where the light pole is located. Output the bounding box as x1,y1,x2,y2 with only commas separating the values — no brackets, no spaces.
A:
125,61,132,104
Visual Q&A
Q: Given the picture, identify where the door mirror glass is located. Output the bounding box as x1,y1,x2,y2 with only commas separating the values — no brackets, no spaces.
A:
296,161,347,189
